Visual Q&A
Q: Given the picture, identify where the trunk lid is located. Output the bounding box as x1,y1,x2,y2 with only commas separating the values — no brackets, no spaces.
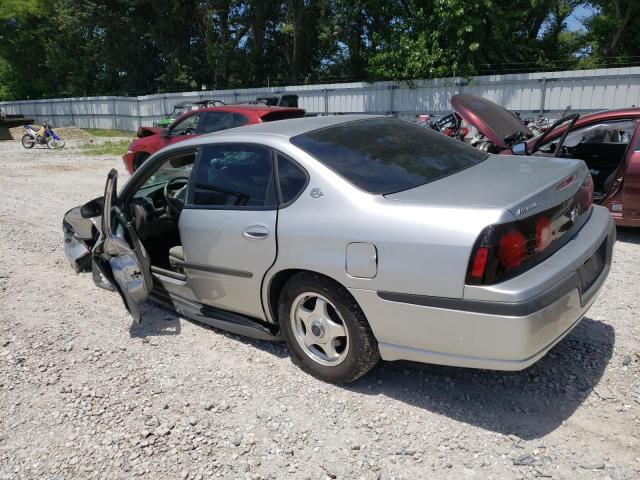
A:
451,93,531,149
385,154,591,222
387,154,594,286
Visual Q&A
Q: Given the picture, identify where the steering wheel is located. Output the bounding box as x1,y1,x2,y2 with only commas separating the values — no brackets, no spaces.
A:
164,176,189,219
530,113,580,157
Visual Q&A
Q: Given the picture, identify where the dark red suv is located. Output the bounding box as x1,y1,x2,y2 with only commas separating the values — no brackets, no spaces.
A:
123,105,305,173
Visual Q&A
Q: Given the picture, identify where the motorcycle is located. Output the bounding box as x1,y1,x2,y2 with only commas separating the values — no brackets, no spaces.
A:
21,121,65,149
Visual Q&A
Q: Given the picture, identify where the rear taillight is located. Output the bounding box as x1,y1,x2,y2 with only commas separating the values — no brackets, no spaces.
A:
466,223,536,285
470,247,489,278
466,173,593,286
535,216,552,252
498,229,527,270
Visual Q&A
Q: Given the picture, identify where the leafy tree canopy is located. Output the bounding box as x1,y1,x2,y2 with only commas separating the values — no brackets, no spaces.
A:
0,0,635,100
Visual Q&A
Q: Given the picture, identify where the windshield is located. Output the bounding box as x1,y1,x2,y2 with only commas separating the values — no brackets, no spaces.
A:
291,117,489,194
537,119,636,153
169,106,184,119
135,154,194,193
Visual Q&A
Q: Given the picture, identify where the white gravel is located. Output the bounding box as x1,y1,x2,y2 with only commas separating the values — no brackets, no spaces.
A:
0,138,639,480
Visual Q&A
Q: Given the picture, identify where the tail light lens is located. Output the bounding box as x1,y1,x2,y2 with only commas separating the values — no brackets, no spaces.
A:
497,229,527,269
466,173,593,285
466,224,536,285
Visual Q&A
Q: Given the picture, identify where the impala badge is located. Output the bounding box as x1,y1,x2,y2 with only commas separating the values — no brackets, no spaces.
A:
310,188,324,198
516,201,543,216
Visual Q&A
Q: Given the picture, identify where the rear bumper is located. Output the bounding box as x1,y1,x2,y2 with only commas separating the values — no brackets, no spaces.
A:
350,206,616,370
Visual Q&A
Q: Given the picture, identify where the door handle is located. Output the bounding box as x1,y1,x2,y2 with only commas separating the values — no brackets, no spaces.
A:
243,225,270,240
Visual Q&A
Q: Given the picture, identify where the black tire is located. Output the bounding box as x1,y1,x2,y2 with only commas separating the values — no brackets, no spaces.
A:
278,272,379,383
21,134,35,149
133,152,150,171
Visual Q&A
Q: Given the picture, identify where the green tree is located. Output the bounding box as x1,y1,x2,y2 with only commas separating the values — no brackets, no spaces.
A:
582,0,640,65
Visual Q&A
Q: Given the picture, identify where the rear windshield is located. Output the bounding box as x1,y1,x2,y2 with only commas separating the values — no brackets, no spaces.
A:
291,117,488,194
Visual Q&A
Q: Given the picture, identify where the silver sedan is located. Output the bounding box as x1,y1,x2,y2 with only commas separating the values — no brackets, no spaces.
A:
63,115,615,383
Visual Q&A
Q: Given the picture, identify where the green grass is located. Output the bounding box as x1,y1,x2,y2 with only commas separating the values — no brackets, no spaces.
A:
78,139,131,156
84,128,134,137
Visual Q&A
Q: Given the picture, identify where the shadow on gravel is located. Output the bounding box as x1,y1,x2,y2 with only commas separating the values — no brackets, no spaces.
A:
347,317,614,440
616,227,640,244
125,296,614,440
131,300,289,359
129,302,182,338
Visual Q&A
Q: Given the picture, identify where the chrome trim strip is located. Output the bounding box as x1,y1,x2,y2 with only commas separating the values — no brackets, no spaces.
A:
172,261,253,279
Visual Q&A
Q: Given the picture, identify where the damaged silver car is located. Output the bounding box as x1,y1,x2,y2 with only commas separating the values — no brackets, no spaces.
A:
63,115,615,383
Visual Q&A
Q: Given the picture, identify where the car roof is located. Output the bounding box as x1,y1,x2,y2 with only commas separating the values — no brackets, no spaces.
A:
167,104,306,127
211,114,380,138
196,104,304,116
160,114,382,152
575,107,640,122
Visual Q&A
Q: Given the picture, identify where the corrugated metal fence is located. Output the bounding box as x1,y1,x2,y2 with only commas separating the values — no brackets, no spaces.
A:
1,67,639,131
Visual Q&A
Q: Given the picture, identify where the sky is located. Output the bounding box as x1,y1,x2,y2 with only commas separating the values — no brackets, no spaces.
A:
566,4,595,31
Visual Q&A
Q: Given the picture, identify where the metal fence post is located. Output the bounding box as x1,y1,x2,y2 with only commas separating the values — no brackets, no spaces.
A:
68,98,74,126
136,96,141,130
112,97,117,130
540,77,547,115
323,89,328,115
388,84,399,115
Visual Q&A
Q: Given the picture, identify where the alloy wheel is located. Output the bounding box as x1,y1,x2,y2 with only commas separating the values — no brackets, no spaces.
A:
290,292,350,366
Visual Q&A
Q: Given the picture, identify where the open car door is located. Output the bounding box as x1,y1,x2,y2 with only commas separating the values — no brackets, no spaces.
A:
93,169,153,322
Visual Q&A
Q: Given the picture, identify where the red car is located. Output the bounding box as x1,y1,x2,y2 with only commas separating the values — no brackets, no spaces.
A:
452,93,640,227
123,105,305,173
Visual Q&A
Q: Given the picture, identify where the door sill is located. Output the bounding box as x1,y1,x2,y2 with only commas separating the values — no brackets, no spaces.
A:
149,289,282,341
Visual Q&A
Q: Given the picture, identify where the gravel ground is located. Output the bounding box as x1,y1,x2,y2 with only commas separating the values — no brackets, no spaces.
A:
0,138,639,480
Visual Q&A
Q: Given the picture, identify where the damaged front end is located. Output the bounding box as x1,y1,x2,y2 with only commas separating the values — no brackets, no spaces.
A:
62,197,103,273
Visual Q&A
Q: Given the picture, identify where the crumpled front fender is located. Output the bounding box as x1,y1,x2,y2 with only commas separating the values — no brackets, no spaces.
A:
62,205,100,273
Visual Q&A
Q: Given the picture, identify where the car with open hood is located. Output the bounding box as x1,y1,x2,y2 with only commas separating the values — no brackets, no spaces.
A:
63,115,615,383
452,92,640,227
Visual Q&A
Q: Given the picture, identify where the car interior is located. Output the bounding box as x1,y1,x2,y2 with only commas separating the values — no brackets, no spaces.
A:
537,119,636,201
128,151,195,275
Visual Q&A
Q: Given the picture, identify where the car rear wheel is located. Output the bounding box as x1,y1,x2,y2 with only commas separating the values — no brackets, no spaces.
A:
278,272,379,383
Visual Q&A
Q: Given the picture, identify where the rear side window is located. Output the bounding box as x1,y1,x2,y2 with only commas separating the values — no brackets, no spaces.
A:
198,112,248,134
190,145,276,208
277,154,307,204
262,110,305,122
170,114,200,136
291,117,488,194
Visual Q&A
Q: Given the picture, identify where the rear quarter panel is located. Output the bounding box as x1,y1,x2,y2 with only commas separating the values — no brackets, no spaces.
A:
260,141,510,308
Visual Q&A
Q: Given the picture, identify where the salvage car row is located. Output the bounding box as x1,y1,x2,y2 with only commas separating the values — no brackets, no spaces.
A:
62,93,633,383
